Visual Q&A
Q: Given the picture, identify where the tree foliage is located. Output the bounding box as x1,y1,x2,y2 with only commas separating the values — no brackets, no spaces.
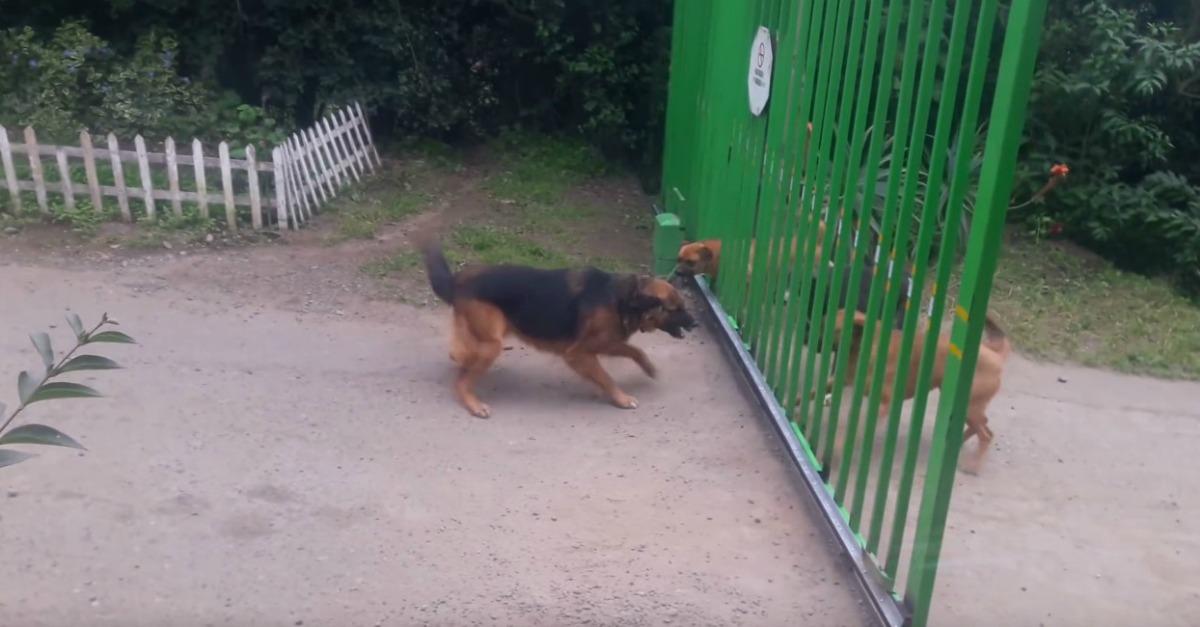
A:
1016,0,1200,292
0,0,672,180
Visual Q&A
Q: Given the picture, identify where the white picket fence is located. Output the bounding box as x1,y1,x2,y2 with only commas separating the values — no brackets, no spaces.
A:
0,102,381,231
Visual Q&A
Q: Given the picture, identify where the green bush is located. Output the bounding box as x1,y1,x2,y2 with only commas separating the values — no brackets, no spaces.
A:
1,0,672,183
0,21,287,152
1016,0,1200,293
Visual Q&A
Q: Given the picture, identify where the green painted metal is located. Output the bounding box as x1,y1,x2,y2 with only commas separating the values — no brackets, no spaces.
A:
659,0,1047,624
652,212,684,277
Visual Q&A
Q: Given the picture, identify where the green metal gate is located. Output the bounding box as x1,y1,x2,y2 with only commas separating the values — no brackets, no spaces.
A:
660,0,1046,625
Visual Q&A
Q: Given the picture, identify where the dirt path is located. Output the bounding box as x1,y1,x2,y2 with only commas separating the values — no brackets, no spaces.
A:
931,354,1200,626
3,233,1199,626
0,250,873,627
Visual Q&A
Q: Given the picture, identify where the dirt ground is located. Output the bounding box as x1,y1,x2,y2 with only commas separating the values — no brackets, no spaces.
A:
0,237,875,626
3,197,1200,626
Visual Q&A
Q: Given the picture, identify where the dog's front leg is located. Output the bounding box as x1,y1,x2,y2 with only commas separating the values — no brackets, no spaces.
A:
600,343,658,379
565,352,638,409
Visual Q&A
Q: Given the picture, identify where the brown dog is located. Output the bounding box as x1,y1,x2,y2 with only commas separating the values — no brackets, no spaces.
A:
673,219,826,285
804,309,1012,474
421,240,697,418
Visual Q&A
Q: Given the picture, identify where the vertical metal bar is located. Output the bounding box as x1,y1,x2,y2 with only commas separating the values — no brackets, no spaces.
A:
826,0,928,506
793,0,901,465
905,1,1049,625
881,0,1002,573
660,0,691,222
707,0,764,322
756,1,815,391
775,0,836,436
789,0,875,465
848,0,952,531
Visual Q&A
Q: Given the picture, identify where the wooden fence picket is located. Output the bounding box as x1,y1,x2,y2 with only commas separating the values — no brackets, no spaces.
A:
192,139,209,219
24,127,48,213
0,126,20,212
106,133,132,222
54,149,75,211
217,141,236,231
0,101,379,232
134,135,155,219
246,144,263,230
79,131,102,212
164,137,183,218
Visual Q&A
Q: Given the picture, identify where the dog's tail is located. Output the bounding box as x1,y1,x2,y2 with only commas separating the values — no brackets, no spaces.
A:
982,313,1012,362
420,239,456,304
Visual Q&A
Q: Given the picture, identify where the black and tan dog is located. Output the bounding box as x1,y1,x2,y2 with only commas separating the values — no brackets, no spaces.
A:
421,240,697,418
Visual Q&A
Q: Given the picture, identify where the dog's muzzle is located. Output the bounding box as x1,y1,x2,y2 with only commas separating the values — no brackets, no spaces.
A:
661,309,699,339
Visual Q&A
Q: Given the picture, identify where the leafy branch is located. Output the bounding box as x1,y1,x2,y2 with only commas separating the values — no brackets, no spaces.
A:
0,312,136,469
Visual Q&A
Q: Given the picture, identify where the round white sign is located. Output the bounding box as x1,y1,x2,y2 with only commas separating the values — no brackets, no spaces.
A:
748,27,774,116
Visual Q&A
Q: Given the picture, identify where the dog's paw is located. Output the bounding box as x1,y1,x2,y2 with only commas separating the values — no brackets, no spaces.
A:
643,363,659,379
823,393,833,407
467,403,491,419
957,459,982,476
614,394,639,410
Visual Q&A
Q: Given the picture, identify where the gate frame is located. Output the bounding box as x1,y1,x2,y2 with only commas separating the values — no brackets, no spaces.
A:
657,0,1049,625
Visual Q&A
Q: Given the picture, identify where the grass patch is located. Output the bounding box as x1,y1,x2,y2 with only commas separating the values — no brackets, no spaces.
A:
354,133,651,291
984,237,1200,379
328,173,430,241
484,132,617,205
447,225,640,273
449,225,575,267
516,201,603,236
360,251,422,277
393,137,464,171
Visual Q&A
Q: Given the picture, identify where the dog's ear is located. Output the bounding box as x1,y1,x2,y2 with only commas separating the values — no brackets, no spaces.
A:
632,293,664,313
635,277,667,312
698,245,714,262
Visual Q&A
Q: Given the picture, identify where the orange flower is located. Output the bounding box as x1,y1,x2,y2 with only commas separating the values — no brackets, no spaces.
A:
1051,164,1069,178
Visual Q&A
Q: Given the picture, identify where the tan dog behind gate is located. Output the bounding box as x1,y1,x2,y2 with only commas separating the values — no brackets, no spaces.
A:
804,308,1013,475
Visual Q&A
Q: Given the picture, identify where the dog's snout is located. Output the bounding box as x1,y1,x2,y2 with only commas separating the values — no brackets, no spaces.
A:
663,308,698,339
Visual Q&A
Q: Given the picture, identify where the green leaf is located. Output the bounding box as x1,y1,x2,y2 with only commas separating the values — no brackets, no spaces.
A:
85,330,136,345
25,382,102,405
0,448,38,469
0,424,86,451
17,371,40,405
56,355,122,374
67,313,85,339
30,332,54,372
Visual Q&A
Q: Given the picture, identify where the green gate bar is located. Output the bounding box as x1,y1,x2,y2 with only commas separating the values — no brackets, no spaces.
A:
658,0,1048,625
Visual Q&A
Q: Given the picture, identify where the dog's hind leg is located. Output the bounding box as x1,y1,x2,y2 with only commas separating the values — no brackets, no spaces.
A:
448,313,471,366
600,343,658,379
959,402,995,475
455,341,501,419
453,309,505,419
565,352,639,409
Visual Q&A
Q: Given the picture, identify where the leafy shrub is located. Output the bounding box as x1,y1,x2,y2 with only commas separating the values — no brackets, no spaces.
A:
1016,0,1200,293
0,21,287,152
1,0,672,181
1,312,135,469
